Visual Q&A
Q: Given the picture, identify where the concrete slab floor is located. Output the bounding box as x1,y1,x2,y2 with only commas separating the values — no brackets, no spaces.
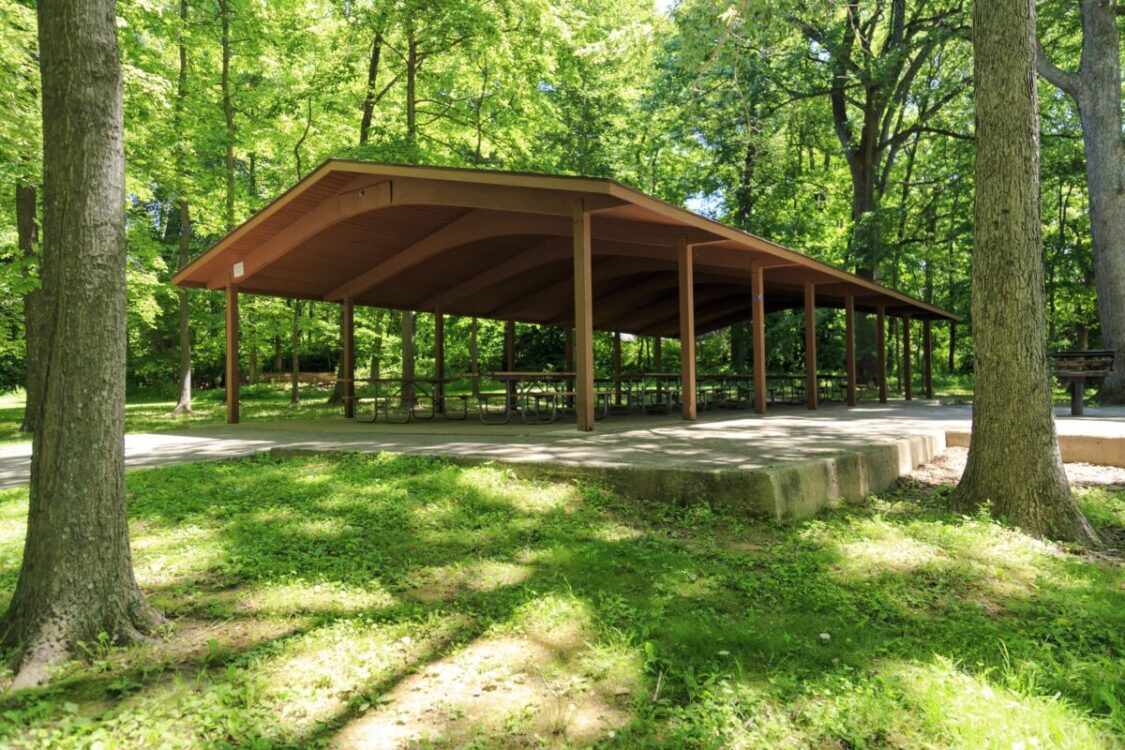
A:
2,400,1122,492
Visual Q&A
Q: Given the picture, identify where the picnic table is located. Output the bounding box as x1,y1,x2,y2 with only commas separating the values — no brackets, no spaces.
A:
350,376,467,423
618,372,682,414
1050,350,1116,416
480,371,608,424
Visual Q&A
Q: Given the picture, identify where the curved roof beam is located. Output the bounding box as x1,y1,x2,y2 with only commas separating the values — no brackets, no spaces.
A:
326,210,570,301
207,179,392,289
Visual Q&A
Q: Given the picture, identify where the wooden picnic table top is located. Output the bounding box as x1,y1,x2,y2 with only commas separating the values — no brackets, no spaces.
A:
482,371,576,379
1050,349,1115,358
338,376,458,384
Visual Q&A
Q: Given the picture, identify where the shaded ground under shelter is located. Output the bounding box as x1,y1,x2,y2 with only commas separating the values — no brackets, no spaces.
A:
173,160,959,431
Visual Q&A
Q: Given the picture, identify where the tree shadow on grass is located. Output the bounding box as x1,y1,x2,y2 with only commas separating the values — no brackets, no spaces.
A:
0,453,1121,748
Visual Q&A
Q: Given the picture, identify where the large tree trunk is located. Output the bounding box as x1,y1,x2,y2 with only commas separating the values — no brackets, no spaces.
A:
172,201,192,414
3,0,161,689
17,183,41,433
952,0,1097,545
1037,0,1125,402
171,0,192,415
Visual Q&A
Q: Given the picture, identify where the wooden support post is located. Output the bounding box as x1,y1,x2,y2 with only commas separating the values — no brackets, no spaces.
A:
903,313,912,401
342,297,355,418
923,319,933,399
573,201,595,431
845,294,857,406
505,318,515,404
225,283,240,424
434,310,445,413
804,279,817,410
678,236,696,420
876,303,887,403
751,261,766,414
613,331,622,405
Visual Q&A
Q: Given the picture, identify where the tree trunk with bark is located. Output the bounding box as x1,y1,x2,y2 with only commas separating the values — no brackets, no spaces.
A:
171,0,192,415
327,305,347,406
219,0,235,231
1037,0,1125,402
290,300,301,404
3,0,162,688
401,311,415,404
172,200,192,414
952,0,1097,545
17,183,41,433
359,32,384,145
469,317,481,397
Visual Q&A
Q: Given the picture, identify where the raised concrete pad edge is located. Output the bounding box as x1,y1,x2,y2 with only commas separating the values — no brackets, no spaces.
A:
946,431,1125,468
270,430,946,520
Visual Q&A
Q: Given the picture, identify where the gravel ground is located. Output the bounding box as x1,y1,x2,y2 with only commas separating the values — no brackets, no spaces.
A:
909,447,1125,487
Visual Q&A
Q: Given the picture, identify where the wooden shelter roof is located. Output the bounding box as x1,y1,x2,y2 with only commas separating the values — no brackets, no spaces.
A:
172,160,959,337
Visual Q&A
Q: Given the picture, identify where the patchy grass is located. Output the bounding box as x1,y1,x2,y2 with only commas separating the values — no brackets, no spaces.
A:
0,455,1121,748
0,385,339,444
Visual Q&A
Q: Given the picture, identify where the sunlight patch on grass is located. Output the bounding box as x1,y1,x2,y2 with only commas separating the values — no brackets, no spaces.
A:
331,630,631,749
225,581,398,617
454,466,583,514
405,560,533,603
1079,486,1125,530
888,656,1118,749
131,525,225,586
251,613,469,743
835,531,943,577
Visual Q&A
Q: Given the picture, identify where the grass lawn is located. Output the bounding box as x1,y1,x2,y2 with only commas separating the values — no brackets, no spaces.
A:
0,386,340,445
0,454,1121,748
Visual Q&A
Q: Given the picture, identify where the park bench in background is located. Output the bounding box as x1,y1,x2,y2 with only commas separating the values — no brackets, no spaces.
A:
1050,349,1116,416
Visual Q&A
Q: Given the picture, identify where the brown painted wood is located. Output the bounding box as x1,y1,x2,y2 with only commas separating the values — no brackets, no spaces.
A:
173,162,960,330
329,209,538,300
923,319,933,399
573,202,595,431
678,237,697,420
751,261,767,414
434,310,445,409
903,312,913,401
421,238,569,311
876,303,888,403
845,294,857,406
343,297,355,418
233,181,392,286
805,279,817,410
226,283,239,424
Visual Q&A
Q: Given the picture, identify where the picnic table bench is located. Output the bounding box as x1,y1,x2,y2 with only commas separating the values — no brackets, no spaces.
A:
1050,349,1116,416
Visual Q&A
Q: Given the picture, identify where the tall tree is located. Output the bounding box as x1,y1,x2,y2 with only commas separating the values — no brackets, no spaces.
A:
952,0,1097,544
218,0,235,231
786,0,969,281
17,182,40,432
1036,0,1125,402
172,0,193,415
2,0,161,688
